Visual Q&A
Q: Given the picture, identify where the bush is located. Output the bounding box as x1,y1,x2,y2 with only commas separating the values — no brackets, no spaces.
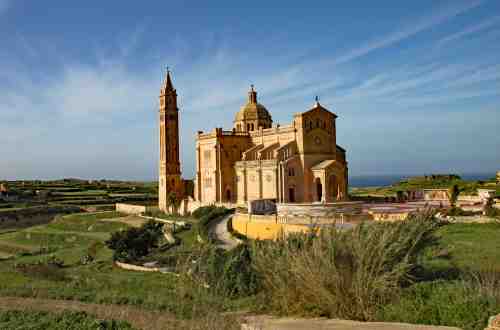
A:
0,310,136,330
485,198,500,218
14,259,67,282
250,212,439,320
180,243,259,298
105,220,164,262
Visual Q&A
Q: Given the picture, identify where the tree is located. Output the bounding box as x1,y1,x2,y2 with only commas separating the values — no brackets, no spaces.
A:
166,191,181,214
105,220,164,262
448,184,460,208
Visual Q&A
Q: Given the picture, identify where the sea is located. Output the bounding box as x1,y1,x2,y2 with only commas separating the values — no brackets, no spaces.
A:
349,173,496,188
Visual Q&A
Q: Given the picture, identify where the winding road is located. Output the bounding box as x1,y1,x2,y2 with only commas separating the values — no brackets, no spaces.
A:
209,214,242,250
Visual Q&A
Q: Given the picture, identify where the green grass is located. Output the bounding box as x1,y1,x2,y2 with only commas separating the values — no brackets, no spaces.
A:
379,280,499,330
0,211,199,314
424,222,500,272
0,310,136,330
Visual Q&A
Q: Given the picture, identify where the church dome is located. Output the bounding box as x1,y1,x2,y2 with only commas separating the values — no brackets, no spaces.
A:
234,85,272,125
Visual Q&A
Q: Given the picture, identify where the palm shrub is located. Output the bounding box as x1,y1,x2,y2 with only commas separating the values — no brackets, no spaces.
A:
251,212,439,320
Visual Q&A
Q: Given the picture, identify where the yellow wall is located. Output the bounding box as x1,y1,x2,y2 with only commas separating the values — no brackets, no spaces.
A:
232,213,313,240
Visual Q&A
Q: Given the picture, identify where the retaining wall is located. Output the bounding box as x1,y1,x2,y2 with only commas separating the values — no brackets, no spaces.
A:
114,261,160,272
115,203,158,215
232,213,313,240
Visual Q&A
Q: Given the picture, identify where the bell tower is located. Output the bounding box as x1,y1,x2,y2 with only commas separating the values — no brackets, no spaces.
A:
159,69,183,212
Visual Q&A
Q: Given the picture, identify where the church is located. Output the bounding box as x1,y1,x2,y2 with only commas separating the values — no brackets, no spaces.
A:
193,84,349,205
158,71,349,211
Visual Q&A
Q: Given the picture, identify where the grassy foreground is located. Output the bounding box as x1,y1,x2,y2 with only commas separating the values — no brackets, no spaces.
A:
0,310,136,330
0,208,499,330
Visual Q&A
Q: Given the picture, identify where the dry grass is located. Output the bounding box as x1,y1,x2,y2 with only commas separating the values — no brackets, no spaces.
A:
251,212,439,321
467,265,500,301
0,296,241,330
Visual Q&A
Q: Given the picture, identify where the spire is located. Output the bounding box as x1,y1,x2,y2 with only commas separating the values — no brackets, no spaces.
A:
248,84,257,104
162,67,175,92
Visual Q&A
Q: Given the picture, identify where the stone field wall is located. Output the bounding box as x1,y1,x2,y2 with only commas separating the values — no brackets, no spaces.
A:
115,203,158,215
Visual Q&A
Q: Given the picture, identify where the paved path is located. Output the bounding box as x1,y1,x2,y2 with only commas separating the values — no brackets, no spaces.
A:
242,316,462,330
210,214,241,250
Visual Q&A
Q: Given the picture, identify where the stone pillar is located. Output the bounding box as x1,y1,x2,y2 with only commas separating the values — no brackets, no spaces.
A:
321,173,327,203
276,165,281,203
258,166,263,199
217,143,223,203
243,167,248,202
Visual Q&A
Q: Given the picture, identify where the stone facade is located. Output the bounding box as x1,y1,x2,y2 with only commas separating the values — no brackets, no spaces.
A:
194,88,348,206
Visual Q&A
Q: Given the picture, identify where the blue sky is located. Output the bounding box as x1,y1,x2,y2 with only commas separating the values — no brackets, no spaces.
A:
0,0,499,180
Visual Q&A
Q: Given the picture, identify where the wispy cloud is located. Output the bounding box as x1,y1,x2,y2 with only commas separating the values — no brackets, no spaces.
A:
330,0,484,65
437,15,500,47
1,0,499,179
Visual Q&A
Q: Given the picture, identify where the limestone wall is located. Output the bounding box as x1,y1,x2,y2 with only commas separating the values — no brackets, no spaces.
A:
115,203,159,216
232,211,360,240
232,213,311,240
370,211,409,222
115,203,146,215
114,261,160,272
277,202,363,219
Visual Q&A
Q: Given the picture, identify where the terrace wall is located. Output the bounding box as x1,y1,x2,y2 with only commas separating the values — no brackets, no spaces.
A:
115,203,159,215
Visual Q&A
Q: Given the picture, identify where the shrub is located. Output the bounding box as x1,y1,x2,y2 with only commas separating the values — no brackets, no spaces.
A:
250,212,439,320
485,198,500,219
14,261,67,282
0,310,136,330
180,243,259,298
105,220,164,262
449,184,460,208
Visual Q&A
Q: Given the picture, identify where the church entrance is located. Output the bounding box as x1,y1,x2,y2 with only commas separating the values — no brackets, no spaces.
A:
226,189,231,202
288,187,296,203
315,178,322,202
